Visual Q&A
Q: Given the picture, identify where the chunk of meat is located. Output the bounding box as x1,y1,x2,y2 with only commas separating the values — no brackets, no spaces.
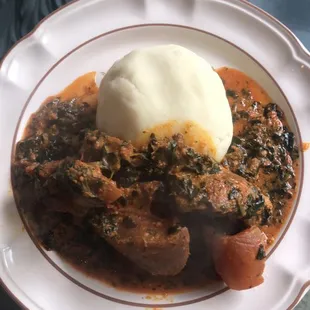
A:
143,133,221,176
212,226,267,290
90,181,190,276
23,159,123,215
80,130,134,166
80,130,151,187
56,160,122,204
168,169,273,226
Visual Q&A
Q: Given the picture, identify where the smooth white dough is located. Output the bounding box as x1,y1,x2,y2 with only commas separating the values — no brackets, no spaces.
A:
96,45,233,162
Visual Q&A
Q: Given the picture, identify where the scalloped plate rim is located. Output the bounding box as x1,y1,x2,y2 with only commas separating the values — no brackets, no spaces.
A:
0,0,309,309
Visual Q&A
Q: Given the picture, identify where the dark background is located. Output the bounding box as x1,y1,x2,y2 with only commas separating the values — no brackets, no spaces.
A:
0,0,309,309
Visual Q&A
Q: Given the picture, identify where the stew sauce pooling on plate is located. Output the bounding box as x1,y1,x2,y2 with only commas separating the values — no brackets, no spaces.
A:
12,68,300,293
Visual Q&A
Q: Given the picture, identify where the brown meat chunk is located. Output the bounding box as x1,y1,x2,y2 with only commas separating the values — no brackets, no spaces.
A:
79,130,149,187
58,160,122,204
143,133,221,176
212,226,267,290
90,181,190,276
31,159,122,215
80,130,134,166
169,169,273,226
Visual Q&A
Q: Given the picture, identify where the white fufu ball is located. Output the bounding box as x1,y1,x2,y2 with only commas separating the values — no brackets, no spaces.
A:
96,45,233,162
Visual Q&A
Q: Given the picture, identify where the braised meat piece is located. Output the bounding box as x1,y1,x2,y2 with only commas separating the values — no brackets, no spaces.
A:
13,159,123,215
211,226,267,290
80,130,134,166
41,159,122,213
90,181,190,276
168,167,273,226
143,133,221,177
80,130,151,187
55,159,122,202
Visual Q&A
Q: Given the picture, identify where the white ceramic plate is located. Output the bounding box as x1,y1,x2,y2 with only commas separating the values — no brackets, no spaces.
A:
1,0,310,309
